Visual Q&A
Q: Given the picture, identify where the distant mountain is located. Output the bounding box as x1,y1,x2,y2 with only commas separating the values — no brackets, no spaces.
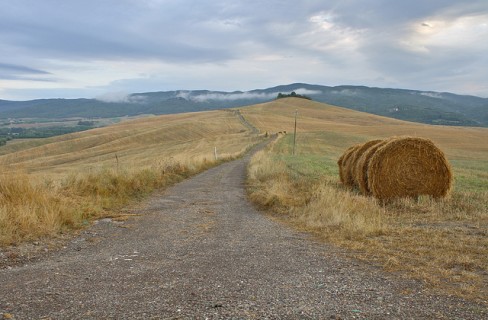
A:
1,83,487,126
263,84,488,126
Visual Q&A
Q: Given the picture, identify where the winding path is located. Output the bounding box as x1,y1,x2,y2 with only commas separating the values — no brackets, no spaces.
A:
1,146,486,319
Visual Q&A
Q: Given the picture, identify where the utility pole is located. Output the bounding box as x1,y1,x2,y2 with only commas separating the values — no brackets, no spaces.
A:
293,110,298,155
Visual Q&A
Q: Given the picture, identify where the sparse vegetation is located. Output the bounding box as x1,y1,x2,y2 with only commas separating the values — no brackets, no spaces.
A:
0,125,95,139
1,96,487,302
0,136,10,146
248,144,386,240
0,157,220,244
0,110,261,245
245,99,488,301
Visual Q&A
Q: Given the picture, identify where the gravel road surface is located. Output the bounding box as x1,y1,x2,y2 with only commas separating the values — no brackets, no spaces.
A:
1,147,486,319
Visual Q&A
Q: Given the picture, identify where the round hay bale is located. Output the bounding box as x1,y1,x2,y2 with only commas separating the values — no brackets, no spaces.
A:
356,139,388,195
350,139,384,190
341,144,362,188
337,145,356,185
368,137,452,201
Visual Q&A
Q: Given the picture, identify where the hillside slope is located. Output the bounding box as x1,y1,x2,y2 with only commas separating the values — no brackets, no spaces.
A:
244,98,488,301
1,98,486,302
1,84,487,126
241,98,488,158
0,110,258,179
2,97,486,179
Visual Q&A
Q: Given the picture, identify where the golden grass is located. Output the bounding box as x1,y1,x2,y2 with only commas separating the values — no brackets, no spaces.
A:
0,110,256,178
245,98,488,302
241,98,488,156
248,147,386,240
0,173,76,243
0,110,261,245
2,96,487,301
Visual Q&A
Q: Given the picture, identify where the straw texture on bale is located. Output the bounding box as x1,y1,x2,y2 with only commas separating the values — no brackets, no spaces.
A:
355,140,388,195
337,145,357,186
350,139,384,190
340,144,362,188
368,137,452,200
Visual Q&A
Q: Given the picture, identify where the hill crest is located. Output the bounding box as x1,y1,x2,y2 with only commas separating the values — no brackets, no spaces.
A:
1,83,487,127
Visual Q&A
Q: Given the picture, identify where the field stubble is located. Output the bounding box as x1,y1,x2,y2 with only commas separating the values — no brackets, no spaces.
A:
245,99,488,302
0,110,261,245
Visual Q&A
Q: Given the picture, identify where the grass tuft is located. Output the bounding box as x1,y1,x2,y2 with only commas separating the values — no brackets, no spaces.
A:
0,152,248,246
247,133,488,302
0,110,262,245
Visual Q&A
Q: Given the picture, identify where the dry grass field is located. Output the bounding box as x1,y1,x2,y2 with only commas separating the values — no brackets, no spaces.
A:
245,98,488,302
0,110,261,245
1,96,487,301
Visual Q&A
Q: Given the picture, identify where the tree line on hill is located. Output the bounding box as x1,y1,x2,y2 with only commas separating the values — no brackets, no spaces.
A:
0,124,95,143
0,84,487,127
276,91,312,100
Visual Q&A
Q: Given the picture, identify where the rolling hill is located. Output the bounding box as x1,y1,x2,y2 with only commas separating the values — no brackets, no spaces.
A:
1,83,487,127
1,98,487,301
0,110,258,179
241,98,488,159
2,97,486,186
243,98,488,301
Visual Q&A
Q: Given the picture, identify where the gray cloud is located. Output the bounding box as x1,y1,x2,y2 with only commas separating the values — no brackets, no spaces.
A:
0,0,236,62
1,0,487,99
0,63,50,75
0,63,52,81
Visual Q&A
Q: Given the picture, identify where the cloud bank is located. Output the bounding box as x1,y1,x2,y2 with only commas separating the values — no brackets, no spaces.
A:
176,88,322,102
1,0,487,100
95,91,146,103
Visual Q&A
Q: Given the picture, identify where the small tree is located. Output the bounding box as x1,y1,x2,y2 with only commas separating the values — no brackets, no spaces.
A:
275,92,312,100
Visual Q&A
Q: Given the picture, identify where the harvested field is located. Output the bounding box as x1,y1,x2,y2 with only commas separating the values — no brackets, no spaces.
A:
0,110,260,245
244,98,487,302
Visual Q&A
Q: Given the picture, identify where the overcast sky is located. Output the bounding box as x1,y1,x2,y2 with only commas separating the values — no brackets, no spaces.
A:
1,0,488,100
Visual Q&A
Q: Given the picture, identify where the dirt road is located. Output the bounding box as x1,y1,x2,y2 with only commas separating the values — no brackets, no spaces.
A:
1,147,486,319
